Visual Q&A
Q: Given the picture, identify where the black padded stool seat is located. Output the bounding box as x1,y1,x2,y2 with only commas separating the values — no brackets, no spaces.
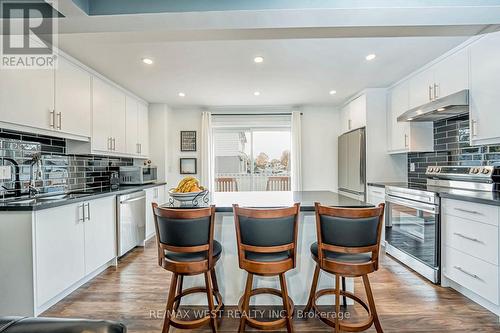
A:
165,240,223,262
310,242,372,263
152,204,223,333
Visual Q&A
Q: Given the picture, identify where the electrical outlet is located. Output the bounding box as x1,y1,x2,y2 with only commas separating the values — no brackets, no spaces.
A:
410,163,416,172
0,166,12,180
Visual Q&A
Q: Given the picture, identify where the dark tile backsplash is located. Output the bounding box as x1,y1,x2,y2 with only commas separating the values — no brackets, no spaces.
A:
407,115,500,184
0,128,133,199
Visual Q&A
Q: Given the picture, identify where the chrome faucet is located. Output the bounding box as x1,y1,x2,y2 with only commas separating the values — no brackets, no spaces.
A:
28,154,43,198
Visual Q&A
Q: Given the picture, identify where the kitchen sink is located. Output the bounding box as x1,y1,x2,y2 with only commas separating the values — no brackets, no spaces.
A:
6,199,37,204
36,194,71,201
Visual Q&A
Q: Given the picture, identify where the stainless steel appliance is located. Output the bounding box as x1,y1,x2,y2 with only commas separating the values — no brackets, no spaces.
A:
397,89,469,122
385,165,500,284
119,166,157,185
338,128,366,201
117,191,146,257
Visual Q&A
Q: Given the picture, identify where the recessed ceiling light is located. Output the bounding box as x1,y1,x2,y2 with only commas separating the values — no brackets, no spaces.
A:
178,92,186,97
142,58,153,65
254,91,260,96
365,54,376,61
329,90,337,95
254,56,264,63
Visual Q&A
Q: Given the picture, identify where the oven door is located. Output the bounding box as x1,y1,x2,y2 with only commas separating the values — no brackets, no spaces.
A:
385,195,440,282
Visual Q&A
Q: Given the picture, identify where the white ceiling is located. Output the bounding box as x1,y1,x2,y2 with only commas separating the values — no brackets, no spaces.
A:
57,34,469,106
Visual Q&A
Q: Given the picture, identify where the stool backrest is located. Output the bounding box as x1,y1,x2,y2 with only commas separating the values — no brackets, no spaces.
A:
233,203,300,267
315,202,385,269
152,203,216,266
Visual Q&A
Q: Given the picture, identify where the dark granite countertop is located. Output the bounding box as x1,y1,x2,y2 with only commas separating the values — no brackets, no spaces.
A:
0,183,167,211
169,191,372,212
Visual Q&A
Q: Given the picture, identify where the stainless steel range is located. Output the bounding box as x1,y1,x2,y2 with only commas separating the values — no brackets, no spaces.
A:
385,165,500,284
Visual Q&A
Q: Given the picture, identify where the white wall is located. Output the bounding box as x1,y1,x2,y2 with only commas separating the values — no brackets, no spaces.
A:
301,106,340,191
149,105,341,191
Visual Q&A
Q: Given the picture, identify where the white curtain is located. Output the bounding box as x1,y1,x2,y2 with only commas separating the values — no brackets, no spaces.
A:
291,111,302,191
200,112,214,192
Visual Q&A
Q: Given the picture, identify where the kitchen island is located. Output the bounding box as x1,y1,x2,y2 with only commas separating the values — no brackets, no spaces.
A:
175,191,373,306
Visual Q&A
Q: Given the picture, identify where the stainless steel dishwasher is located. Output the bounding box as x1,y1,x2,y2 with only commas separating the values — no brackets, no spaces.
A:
117,191,146,257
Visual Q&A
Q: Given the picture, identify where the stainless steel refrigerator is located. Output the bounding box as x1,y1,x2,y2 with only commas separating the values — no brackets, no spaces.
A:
338,127,366,201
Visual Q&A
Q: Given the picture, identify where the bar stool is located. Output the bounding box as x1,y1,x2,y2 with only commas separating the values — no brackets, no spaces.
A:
152,203,224,333
304,202,385,333
233,203,300,333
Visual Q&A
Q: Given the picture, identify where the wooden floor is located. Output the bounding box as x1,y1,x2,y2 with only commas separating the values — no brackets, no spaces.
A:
43,240,500,332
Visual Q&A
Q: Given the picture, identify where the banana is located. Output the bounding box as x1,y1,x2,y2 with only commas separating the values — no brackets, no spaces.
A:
173,177,203,193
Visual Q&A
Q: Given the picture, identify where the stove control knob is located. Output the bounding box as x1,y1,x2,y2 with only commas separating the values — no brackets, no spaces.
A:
471,168,480,174
435,167,441,173
482,168,491,175
428,167,434,173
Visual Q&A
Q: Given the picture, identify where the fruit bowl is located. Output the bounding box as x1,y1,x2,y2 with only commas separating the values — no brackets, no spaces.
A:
168,189,208,202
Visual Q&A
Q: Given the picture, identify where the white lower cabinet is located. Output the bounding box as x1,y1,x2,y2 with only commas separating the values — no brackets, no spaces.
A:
34,196,116,310
367,186,386,245
441,198,500,312
145,185,166,239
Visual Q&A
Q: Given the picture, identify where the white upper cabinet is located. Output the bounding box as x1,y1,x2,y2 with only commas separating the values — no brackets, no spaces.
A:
92,77,114,152
408,48,469,109
55,57,91,138
340,94,366,134
408,67,435,109
111,88,127,154
388,81,434,153
389,82,410,152
469,31,500,145
138,102,149,157
125,95,139,154
434,48,469,98
0,67,55,131
125,96,149,157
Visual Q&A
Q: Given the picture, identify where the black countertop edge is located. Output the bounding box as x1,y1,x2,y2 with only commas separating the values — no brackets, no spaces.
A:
0,183,167,212
367,182,386,188
213,205,373,213
437,192,500,207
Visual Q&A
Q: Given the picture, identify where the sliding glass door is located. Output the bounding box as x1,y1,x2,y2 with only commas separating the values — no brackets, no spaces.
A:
213,128,291,192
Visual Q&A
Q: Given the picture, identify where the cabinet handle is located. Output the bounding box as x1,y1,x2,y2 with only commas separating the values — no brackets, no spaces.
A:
348,119,352,130
86,203,91,221
107,137,111,150
56,112,62,129
112,137,116,151
49,110,55,128
139,143,142,154
428,85,433,101
453,232,483,244
471,119,477,137
404,134,409,148
453,266,482,280
79,204,85,222
434,83,439,100
454,207,483,215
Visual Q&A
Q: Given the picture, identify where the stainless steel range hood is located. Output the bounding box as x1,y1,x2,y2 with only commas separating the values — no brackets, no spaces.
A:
397,89,469,122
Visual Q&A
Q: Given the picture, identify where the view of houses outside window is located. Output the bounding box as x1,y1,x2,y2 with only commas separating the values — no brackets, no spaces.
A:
213,129,291,191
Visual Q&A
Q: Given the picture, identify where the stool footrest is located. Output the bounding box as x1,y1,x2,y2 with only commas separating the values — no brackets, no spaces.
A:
238,287,294,331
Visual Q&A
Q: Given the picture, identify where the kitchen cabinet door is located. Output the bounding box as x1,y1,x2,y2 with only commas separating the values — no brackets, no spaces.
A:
0,67,54,131
125,95,139,155
434,48,469,99
92,77,113,152
389,82,410,152
55,57,91,138
111,88,127,153
138,102,149,157
84,196,116,274
340,104,350,133
469,31,500,145
35,203,85,306
349,94,366,130
145,187,156,239
408,67,434,108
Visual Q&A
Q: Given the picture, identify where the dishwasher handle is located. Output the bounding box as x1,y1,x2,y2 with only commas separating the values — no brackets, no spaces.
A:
120,196,146,204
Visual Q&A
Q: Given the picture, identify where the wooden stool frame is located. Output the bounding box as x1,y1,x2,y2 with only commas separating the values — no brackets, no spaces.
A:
304,202,385,333
233,203,300,333
152,203,224,333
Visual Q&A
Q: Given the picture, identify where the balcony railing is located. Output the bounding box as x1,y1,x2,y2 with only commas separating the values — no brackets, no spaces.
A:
215,172,291,192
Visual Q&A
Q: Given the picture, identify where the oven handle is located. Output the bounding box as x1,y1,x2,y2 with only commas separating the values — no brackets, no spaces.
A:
385,195,439,214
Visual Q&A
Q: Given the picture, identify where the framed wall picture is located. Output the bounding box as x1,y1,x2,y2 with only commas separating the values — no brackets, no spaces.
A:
180,158,197,174
180,131,197,151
